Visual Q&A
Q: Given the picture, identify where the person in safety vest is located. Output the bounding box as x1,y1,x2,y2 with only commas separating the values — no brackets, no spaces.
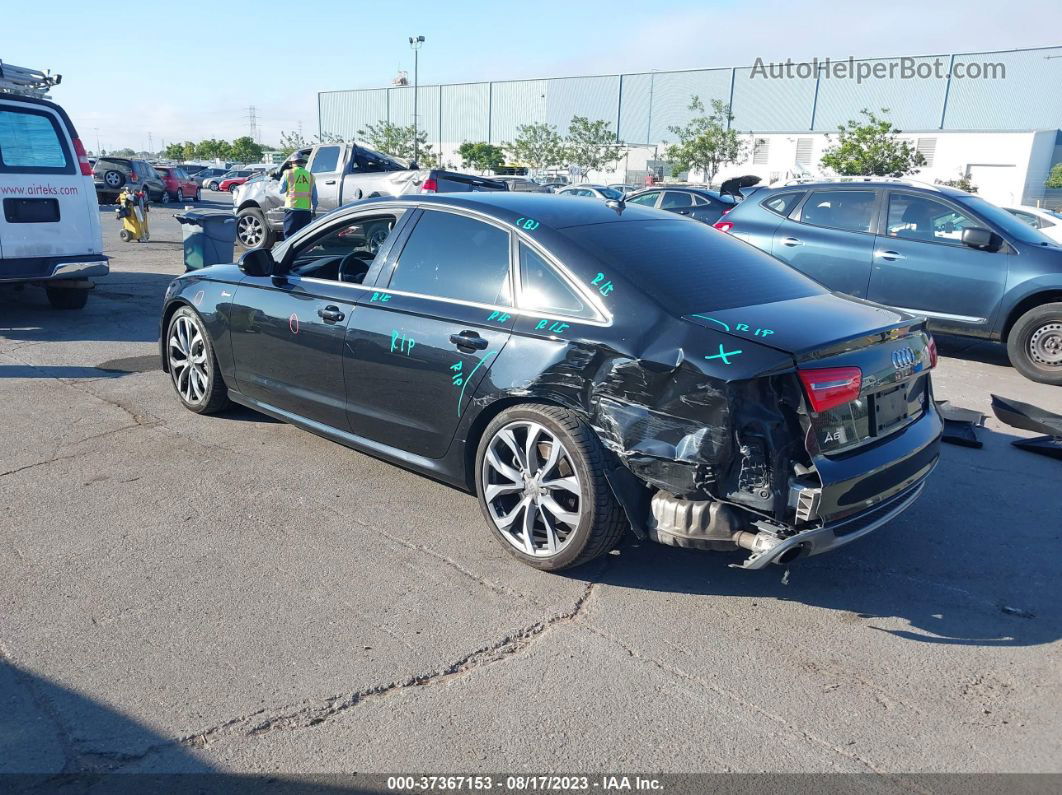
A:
277,152,318,238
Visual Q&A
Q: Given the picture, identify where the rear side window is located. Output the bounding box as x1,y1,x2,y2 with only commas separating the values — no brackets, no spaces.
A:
0,108,72,173
799,189,877,232
310,145,341,173
518,244,596,319
762,191,804,216
661,192,694,209
562,219,823,314
389,210,512,306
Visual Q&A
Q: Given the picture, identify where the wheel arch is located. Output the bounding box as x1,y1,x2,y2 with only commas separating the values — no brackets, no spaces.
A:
1002,290,1062,341
235,199,261,213
461,394,578,491
159,298,193,373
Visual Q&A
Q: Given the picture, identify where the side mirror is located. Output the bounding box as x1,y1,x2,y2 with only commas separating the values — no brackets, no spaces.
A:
961,226,995,250
238,247,275,277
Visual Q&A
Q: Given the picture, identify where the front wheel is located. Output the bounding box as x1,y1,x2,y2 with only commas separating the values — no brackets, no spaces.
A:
46,286,89,310
166,306,231,414
475,404,627,571
228,183,239,193
1006,302,1062,385
176,189,185,203
194,188,202,201
209,181,219,191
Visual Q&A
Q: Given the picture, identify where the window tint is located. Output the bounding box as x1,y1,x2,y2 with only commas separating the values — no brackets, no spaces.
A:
1008,209,1039,228
886,194,979,244
627,191,659,207
290,214,400,283
519,244,595,319
562,220,822,315
310,145,340,173
800,190,876,232
661,192,694,209
0,109,70,171
390,211,511,305
762,191,804,216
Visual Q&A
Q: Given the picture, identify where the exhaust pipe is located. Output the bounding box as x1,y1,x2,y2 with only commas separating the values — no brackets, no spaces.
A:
735,530,807,566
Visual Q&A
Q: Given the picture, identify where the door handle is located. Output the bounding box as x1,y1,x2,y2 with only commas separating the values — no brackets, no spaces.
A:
324,179,337,185
781,236,803,247
450,331,488,351
318,305,344,322
875,250,905,261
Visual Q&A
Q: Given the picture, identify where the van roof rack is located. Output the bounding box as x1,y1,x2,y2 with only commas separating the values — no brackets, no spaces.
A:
777,175,941,191
0,61,62,98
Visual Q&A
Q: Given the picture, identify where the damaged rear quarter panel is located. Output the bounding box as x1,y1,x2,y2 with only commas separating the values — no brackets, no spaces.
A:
464,284,805,521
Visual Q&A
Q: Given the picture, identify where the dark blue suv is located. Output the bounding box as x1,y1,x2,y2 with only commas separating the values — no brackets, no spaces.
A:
717,179,1062,384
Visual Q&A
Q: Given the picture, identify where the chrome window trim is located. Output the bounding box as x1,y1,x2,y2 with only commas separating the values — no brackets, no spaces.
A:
891,306,986,324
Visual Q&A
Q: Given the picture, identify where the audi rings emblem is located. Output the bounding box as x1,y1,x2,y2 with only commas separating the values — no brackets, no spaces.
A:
891,346,916,370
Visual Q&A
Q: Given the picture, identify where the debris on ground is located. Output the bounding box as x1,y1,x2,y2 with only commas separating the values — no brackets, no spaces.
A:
990,394,1062,461
935,400,987,448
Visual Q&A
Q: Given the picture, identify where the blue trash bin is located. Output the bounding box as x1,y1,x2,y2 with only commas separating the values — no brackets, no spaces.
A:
175,210,236,271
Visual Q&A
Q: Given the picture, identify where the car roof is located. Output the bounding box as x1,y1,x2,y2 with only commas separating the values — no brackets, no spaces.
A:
761,179,968,199
364,192,665,228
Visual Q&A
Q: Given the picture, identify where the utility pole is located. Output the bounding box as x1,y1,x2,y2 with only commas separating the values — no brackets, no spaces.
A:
93,127,101,156
147,131,153,154
408,35,425,163
247,106,258,141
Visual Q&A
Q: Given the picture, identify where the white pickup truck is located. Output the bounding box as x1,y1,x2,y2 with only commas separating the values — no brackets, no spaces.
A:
232,143,507,248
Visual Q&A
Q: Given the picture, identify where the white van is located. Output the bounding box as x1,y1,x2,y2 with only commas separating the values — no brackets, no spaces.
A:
0,94,107,309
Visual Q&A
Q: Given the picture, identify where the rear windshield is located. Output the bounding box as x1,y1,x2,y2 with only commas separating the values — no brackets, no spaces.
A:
0,107,73,173
562,219,824,313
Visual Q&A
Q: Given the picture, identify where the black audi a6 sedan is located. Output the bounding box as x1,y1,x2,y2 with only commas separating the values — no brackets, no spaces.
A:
160,193,942,572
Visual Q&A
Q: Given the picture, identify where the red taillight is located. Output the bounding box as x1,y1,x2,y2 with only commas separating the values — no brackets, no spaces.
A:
72,137,93,176
798,366,862,413
129,172,139,182
713,220,734,232
927,335,938,368
420,177,438,194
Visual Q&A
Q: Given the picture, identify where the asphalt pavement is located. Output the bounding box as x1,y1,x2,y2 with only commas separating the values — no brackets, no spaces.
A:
1,192,1060,776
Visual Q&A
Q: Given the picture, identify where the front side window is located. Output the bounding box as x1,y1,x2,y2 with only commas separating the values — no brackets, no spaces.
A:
800,190,876,233
518,244,596,319
289,214,401,283
661,192,694,209
310,145,340,174
389,211,511,306
0,108,70,171
627,191,659,207
886,194,978,244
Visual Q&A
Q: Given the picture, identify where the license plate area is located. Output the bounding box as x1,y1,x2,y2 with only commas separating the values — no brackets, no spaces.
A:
871,380,924,437
4,198,60,223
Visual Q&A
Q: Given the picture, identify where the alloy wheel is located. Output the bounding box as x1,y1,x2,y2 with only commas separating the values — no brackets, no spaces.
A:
237,215,264,247
168,315,209,403
1029,322,1062,368
481,421,582,557
177,189,184,202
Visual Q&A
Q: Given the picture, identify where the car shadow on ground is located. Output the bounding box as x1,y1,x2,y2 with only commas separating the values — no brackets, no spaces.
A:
564,428,1061,650
935,333,1012,368
0,272,177,346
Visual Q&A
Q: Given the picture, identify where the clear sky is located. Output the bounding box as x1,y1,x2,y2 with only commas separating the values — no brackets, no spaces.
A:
8,0,1061,152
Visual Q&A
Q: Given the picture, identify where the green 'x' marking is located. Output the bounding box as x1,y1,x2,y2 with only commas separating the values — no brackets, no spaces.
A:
704,344,743,365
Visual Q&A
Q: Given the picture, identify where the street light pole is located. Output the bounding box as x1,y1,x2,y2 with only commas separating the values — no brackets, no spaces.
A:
409,35,425,163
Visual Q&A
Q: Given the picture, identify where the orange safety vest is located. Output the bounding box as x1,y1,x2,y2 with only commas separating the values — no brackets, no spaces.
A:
285,166,314,210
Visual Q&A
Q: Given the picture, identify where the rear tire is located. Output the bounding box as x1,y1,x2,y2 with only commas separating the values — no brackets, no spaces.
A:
166,306,230,414
209,181,219,191
194,188,202,201
1007,302,1062,385
236,207,273,249
176,189,185,203
46,286,89,310
103,170,125,189
475,404,627,571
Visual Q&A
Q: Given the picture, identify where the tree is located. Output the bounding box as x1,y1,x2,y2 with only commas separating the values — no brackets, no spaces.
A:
110,147,136,157
504,122,563,172
458,142,506,173
356,121,438,166
936,173,978,193
278,130,310,157
229,136,264,164
1046,163,1062,189
820,109,926,177
665,96,746,185
162,142,185,161
563,117,624,179
194,138,232,160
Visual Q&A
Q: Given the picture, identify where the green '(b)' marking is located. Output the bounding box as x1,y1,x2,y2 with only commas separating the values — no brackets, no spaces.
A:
457,351,497,417
515,217,540,231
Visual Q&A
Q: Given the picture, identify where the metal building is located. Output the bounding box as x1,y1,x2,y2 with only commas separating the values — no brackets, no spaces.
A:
319,46,1062,206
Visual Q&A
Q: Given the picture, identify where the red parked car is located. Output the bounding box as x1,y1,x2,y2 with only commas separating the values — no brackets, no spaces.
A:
218,169,259,193
155,166,202,203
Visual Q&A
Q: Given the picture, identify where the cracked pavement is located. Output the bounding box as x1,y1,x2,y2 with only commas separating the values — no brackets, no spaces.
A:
1,199,1061,775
